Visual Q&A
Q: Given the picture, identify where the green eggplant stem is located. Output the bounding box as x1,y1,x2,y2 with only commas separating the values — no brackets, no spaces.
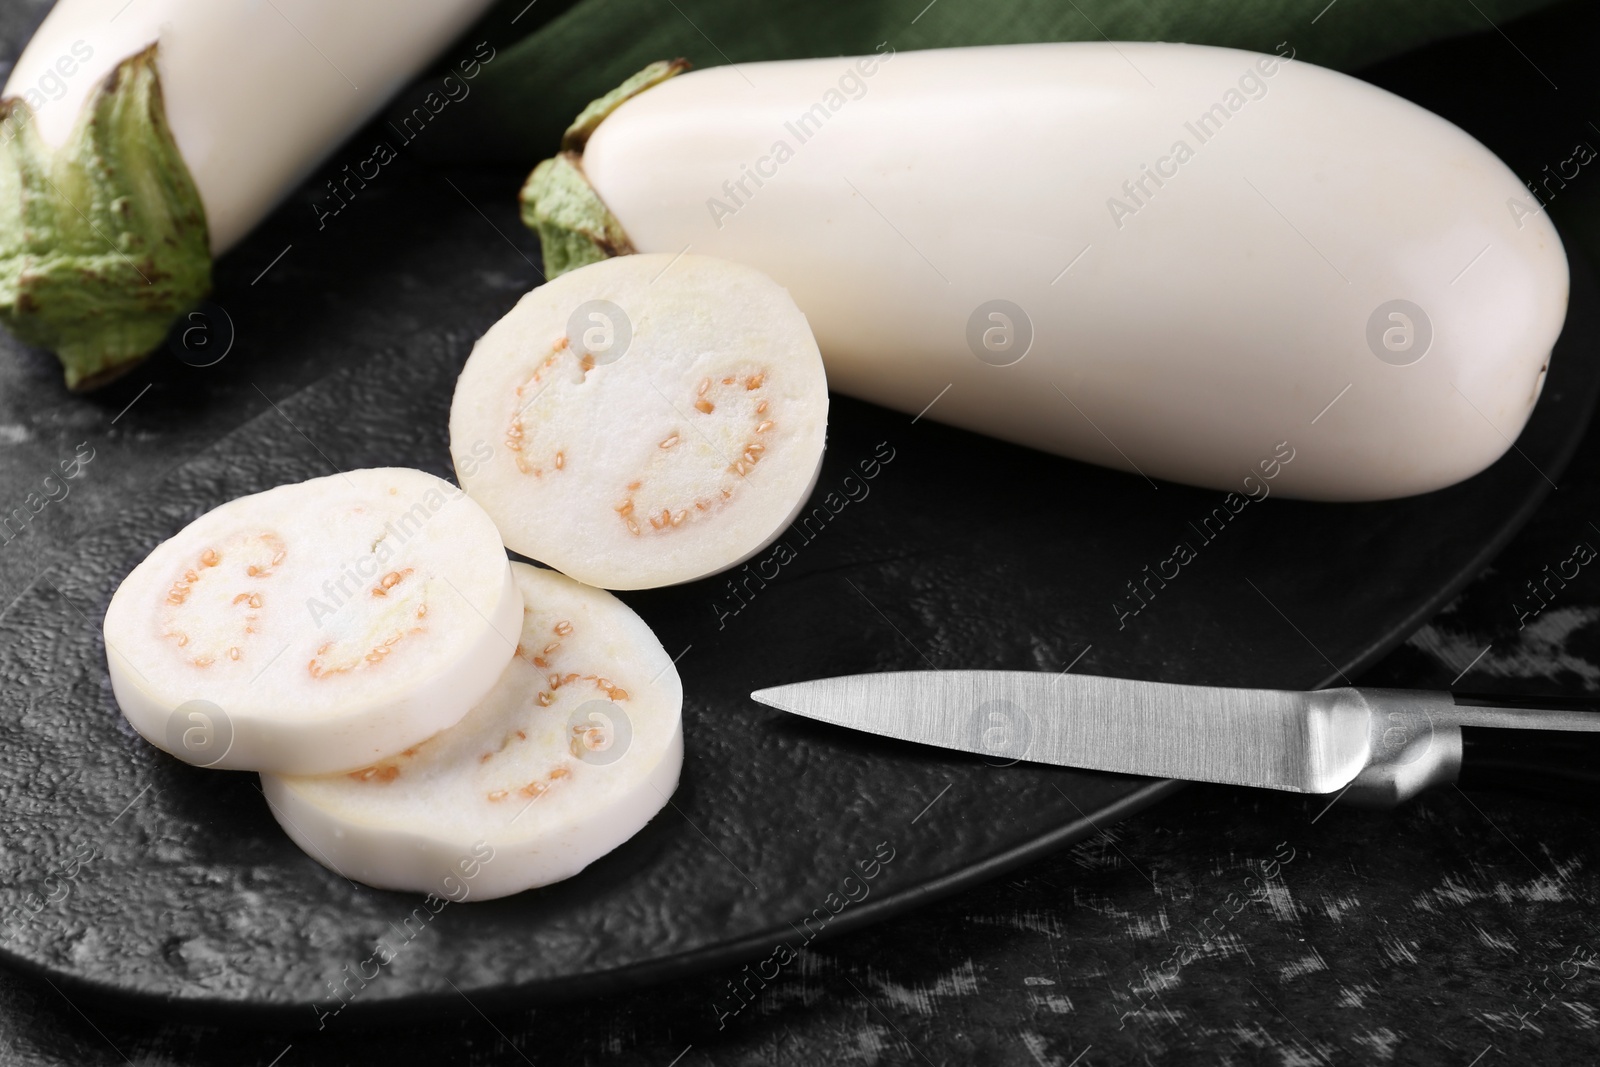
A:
0,44,211,391
518,58,687,280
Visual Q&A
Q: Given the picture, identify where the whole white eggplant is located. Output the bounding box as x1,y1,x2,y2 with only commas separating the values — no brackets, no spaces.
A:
0,0,496,387
523,44,1569,502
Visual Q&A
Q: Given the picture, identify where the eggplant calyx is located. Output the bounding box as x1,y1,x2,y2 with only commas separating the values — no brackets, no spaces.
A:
0,44,211,391
561,58,689,152
519,59,688,280
519,152,634,280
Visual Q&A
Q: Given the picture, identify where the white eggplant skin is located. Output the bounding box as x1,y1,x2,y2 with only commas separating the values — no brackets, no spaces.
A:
580,43,1569,501
4,0,496,252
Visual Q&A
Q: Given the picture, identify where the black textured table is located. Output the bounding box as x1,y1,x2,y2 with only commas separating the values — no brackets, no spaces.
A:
3,3,1600,1065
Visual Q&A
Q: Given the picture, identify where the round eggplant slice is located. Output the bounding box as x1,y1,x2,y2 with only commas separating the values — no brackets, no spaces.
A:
103,467,521,775
449,253,828,589
260,562,684,900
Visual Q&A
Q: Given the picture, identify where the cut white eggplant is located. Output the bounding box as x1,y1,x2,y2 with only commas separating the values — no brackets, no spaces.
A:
450,253,828,589
261,562,684,901
103,468,521,775
528,44,1570,502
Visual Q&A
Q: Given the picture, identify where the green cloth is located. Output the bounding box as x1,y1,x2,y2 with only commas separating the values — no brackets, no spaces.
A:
403,0,1567,166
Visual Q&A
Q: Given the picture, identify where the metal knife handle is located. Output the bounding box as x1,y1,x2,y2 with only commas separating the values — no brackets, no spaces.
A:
1338,689,1600,808
1451,692,1600,799
1337,689,1460,808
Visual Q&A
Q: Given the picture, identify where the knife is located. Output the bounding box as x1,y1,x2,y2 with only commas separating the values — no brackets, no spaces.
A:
750,671,1600,806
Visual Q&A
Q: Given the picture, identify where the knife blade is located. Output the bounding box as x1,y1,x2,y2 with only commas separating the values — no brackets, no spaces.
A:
751,671,1600,806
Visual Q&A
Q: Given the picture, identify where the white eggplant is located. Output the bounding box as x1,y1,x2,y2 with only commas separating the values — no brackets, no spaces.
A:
1,0,496,387
525,44,1569,502
103,468,521,775
261,562,683,900
450,253,829,590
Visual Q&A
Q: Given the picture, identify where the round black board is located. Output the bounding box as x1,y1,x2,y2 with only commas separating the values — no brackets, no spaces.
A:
0,241,1594,1028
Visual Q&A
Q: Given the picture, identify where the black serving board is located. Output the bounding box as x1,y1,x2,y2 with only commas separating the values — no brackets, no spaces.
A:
0,227,1594,1026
